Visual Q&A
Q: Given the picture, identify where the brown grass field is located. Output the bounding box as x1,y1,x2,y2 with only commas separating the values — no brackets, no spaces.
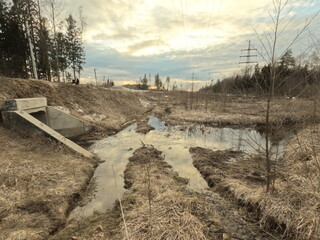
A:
0,77,319,239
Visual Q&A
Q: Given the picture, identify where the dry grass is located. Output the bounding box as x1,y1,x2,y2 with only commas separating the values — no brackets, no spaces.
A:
114,146,209,240
51,146,213,240
0,76,149,239
49,210,119,240
0,76,146,132
0,127,97,239
212,125,320,240
191,139,320,240
53,146,271,240
160,92,320,239
154,92,317,127
222,177,319,240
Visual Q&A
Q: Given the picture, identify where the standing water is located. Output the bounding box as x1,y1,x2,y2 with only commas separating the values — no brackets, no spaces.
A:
69,117,283,219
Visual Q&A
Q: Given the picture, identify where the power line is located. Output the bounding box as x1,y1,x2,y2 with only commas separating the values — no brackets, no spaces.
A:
239,40,258,75
201,0,222,81
179,0,193,85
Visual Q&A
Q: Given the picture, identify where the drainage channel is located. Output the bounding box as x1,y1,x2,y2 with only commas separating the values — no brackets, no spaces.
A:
69,117,284,219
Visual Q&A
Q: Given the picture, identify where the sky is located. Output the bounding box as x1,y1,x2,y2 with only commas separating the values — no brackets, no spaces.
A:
64,0,320,89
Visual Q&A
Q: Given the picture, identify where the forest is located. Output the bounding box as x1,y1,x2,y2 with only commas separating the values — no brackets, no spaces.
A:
0,0,85,82
201,49,320,96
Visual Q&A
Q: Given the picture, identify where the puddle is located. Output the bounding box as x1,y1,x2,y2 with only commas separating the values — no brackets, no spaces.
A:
69,118,285,219
148,116,167,131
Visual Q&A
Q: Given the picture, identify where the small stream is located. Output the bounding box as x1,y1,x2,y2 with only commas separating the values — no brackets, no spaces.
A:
69,117,285,219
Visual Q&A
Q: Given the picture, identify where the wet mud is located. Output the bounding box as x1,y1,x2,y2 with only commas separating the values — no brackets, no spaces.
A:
70,118,276,220
53,117,287,239
53,146,276,240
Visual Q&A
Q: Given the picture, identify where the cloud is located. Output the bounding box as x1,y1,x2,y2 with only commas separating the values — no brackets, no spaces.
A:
63,0,320,86
125,39,168,56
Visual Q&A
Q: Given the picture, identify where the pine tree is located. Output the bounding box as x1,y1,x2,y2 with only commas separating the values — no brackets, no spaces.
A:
66,14,84,80
11,0,40,78
36,17,51,80
0,0,29,77
0,1,86,80
155,73,162,90
0,0,9,75
56,31,68,81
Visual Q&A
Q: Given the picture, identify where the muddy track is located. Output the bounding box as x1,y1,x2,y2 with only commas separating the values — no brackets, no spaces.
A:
52,145,275,240
190,147,285,240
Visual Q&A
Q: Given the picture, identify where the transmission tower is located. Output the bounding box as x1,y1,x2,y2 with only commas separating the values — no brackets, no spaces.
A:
239,40,257,76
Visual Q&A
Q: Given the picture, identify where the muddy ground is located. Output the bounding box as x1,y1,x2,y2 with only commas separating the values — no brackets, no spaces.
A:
145,91,318,128
0,77,149,239
190,141,320,239
0,127,98,240
1,77,319,239
51,146,274,240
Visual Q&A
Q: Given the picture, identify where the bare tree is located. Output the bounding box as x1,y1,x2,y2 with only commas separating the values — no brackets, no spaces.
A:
44,0,65,81
254,0,320,192
166,76,170,91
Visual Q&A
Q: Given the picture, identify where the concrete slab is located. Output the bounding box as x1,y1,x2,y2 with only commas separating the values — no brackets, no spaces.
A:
2,97,94,157
14,110,94,158
4,98,47,113
46,106,92,138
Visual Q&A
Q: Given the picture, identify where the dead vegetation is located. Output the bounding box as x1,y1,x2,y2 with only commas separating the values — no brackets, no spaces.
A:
147,91,318,127
0,127,98,240
116,146,208,240
50,146,211,240
0,76,146,135
117,146,277,240
1,77,320,239
53,146,273,240
49,210,120,240
190,129,320,240
153,91,320,239
135,117,155,134
0,76,148,239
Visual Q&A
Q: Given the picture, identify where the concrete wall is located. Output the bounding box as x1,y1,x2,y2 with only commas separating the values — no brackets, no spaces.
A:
2,111,43,136
4,98,47,113
2,98,93,139
46,106,92,138
2,110,94,158
30,111,47,124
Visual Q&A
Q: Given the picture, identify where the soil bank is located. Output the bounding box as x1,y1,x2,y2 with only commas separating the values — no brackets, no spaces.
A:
190,135,320,240
0,77,148,239
51,146,275,240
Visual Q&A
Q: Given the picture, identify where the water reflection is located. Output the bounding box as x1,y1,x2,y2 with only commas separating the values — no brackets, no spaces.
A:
69,119,284,219
184,126,265,152
69,124,140,219
148,116,167,131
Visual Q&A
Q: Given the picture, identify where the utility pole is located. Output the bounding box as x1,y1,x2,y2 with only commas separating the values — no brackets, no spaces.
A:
26,21,38,79
191,72,194,110
239,40,257,76
192,72,194,92
94,68,98,86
